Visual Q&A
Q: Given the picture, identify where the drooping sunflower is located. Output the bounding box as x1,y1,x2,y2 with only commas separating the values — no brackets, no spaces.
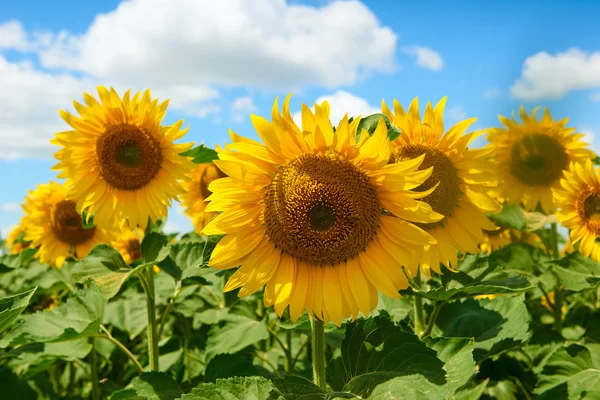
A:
554,159,600,262
5,225,32,254
487,106,594,213
51,86,194,230
22,181,114,268
202,96,444,326
181,162,226,233
382,97,501,275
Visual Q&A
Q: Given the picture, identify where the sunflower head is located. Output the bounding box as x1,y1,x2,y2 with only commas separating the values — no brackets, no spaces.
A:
51,86,195,230
181,162,227,234
22,181,115,268
487,106,594,213
6,225,32,254
554,159,600,261
112,227,144,264
382,97,500,275
202,95,443,326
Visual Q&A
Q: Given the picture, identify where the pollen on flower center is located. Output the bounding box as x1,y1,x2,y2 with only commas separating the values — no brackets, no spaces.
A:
51,200,95,245
200,164,226,199
263,154,380,266
96,124,163,190
391,144,462,227
510,133,567,186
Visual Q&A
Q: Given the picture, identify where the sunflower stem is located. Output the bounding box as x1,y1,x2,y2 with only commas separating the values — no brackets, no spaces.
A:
143,268,160,371
284,328,293,374
550,222,563,334
310,317,326,389
89,337,100,400
421,301,445,338
413,270,426,337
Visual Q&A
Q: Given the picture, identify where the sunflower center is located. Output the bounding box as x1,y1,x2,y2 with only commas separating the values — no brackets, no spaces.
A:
126,238,142,261
96,124,163,190
391,144,462,228
50,200,96,245
510,133,567,186
200,164,227,199
577,190,600,235
264,154,380,266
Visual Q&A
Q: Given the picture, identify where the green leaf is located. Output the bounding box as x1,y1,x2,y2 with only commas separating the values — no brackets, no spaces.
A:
156,257,183,281
534,344,600,399
204,354,264,383
110,372,182,400
0,287,37,334
451,379,489,400
551,252,600,291
326,316,447,398
181,144,219,164
0,367,37,400
356,113,400,142
141,232,171,264
425,338,476,394
104,292,147,340
81,210,95,229
271,375,329,399
435,295,531,361
72,244,135,299
1,339,92,360
487,204,526,230
0,288,105,346
183,376,278,400
0,248,38,270
206,314,269,361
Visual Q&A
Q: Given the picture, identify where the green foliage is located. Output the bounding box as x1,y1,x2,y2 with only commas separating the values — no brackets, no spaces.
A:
110,372,182,400
180,144,219,164
551,252,600,291
356,113,401,142
487,204,527,230
0,287,37,333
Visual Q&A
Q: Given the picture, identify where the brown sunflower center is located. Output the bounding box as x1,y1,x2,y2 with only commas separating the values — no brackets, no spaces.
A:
50,200,96,245
96,124,163,190
200,164,227,199
264,154,380,266
391,144,462,228
126,238,142,262
576,190,600,235
509,133,567,186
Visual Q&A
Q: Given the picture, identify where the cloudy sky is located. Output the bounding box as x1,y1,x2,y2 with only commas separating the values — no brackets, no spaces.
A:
2,0,600,236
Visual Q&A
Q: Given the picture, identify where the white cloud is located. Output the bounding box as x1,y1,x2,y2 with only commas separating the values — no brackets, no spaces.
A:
580,127,600,155
446,104,468,124
1,203,20,212
231,96,258,122
590,92,600,102
292,90,379,126
511,48,600,100
0,20,52,52
482,88,501,99
403,46,443,71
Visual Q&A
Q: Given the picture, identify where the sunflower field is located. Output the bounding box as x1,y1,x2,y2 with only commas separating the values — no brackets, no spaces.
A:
1,86,600,400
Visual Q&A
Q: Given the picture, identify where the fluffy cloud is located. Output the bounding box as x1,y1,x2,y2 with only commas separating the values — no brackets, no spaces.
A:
231,96,258,122
511,48,600,100
1,203,20,212
446,104,468,124
292,90,379,126
482,88,501,99
0,0,397,160
403,46,443,71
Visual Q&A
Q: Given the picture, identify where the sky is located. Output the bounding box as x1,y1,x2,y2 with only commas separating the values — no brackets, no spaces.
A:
1,0,600,237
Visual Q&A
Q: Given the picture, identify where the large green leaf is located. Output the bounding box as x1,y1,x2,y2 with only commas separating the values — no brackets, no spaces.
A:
0,288,105,346
0,287,37,334
551,252,600,291
180,144,219,164
103,291,147,340
425,338,477,394
205,314,269,361
487,204,526,230
435,295,531,361
534,344,600,399
110,372,182,400
141,232,171,264
0,248,38,270
183,376,280,400
72,245,136,299
0,367,37,400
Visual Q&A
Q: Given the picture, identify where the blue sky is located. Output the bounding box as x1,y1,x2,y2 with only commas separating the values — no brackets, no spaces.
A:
2,0,600,236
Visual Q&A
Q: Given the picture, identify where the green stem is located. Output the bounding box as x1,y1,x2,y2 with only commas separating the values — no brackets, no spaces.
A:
97,325,144,374
284,329,293,374
310,317,326,389
158,284,181,339
421,301,444,338
90,337,100,400
550,223,563,334
413,270,426,337
142,269,159,371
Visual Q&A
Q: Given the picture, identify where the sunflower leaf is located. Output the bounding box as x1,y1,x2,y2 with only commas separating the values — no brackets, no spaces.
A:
0,248,38,270
534,344,600,399
180,144,219,164
141,232,171,264
356,113,392,139
0,287,37,334
205,314,269,362
109,372,182,400
182,376,280,400
550,251,600,291
486,203,526,230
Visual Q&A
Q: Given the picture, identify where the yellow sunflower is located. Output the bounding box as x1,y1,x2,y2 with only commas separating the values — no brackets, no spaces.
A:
202,96,443,326
382,97,501,276
554,159,600,261
51,86,194,230
112,226,161,272
22,181,114,268
487,106,593,213
6,225,32,254
479,228,542,254
181,162,226,233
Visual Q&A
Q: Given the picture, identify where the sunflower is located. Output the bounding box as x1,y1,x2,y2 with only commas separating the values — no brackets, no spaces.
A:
382,97,501,276
202,96,443,326
554,159,600,261
22,181,114,268
51,86,194,230
541,291,567,317
487,106,593,213
479,228,542,254
181,162,226,233
113,226,144,264
5,225,32,254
